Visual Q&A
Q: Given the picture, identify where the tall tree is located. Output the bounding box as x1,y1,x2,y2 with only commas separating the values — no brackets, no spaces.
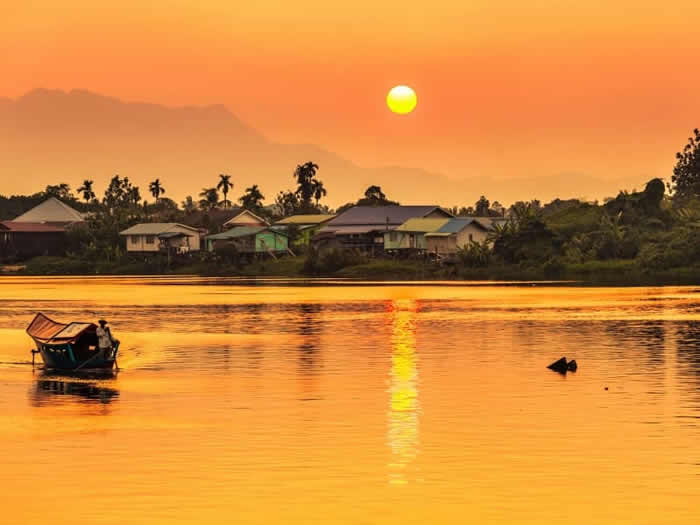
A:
217,174,234,208
44,183,73,200
475,196,490,216
77,180,96,204
275,190,300,217
364,185,386,202
181,196,196,214
672,128,700,200
149,179,165,204
103,175,140,216
312,179,327,207
199,187,219,211
293,161,320,211
239,184,265,211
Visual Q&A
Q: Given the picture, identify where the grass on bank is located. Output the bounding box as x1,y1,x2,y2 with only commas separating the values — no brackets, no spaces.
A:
11,254,700,285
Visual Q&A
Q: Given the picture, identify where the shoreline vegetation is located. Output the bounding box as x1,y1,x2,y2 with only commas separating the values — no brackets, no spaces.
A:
2,131,700,285
2,255,698,286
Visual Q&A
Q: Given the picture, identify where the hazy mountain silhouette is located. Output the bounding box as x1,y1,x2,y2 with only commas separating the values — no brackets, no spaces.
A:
0,89,647,206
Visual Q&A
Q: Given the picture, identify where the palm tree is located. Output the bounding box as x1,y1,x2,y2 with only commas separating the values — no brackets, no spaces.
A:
217,174,234,208
181,196,196,214
293,161,320,210
239,185,265,211
199,187,219,211
77,179,96,204
312,179,327,208
149,179,165,204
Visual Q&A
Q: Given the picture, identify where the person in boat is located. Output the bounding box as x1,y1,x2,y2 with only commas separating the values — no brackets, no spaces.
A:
96,319,118,358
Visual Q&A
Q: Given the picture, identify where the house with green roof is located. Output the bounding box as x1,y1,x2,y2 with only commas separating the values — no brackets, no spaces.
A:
425,218,492,256
384,217,451,252
206,226,288,255
272,214,335,246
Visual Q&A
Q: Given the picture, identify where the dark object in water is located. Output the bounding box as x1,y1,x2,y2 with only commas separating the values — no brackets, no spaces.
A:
547,357,569,374
547,357,578,374
26,313,119,372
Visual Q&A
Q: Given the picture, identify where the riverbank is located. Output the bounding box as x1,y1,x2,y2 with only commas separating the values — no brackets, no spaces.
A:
4,255,699,285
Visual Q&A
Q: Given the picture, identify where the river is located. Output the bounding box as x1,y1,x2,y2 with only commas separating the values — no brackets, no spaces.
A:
0,277,698,524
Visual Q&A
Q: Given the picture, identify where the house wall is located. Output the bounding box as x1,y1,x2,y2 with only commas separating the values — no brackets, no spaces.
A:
255,231,288,253
126,234,161,253
455,224,489,246
0,231,66,260
125,226,200,253
426,224,489,255
384,231,428,250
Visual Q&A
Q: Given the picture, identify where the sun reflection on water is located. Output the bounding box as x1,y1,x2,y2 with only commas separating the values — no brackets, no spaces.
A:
387,298,420,485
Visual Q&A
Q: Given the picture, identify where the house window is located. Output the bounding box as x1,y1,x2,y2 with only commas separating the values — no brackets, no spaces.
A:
389,232,398,242
130,235,139,244
146,235,155,244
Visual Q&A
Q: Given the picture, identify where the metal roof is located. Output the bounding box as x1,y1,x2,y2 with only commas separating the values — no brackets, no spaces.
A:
0,221,65,232
394,218,450,233
326,206,450,226
274,214,336,225
318,225,387,236
425,217,491,237
207,226,287,240
13,197,84,223
119,223,200,235
223,210,268,227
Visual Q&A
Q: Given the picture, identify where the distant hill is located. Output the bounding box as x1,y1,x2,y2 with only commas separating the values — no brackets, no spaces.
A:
0,89,649,207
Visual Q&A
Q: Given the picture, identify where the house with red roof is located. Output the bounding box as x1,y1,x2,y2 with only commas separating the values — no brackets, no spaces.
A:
0,221,66,260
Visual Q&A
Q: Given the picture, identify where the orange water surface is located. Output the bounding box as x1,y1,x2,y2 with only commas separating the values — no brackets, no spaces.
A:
0,277,698,524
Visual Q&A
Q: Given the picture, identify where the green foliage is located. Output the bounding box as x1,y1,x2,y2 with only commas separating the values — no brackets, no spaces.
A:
475,195,490,216
24,256,92,275
456,240,491,268
490,206,557,264
302,247,367,275
239,184,265,212
672,128,700,200
217,174,234,208
199,187,219,211
293,161,324,212
149,179,165,202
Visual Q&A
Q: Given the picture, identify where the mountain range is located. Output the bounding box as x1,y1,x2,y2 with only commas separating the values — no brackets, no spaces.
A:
0,89,650,207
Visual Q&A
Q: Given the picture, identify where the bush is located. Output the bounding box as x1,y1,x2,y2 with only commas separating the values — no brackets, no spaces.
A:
543,257,565,278
302,248,368,275
23,256,93,275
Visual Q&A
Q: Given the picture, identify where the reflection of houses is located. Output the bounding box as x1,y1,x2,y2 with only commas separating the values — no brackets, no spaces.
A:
425,217,492,256
384,218,450,253
0,221,66,259
222,210,268,229
314,206,452,254
119,223,202,253
273,214,336,246
13,197,85,227
206,226,289,255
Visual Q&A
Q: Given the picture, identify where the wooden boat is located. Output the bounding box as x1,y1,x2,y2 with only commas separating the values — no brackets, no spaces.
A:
26,313,119,371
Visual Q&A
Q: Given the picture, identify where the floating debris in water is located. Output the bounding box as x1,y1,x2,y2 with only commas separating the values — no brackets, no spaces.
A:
547,357,578,374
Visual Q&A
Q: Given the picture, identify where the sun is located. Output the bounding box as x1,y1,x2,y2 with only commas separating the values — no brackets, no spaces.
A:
387,85,417,115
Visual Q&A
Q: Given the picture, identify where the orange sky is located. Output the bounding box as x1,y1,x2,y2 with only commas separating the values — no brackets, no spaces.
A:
2,1,700,196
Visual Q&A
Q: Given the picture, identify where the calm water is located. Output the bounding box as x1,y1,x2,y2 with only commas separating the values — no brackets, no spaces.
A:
0,277,698,524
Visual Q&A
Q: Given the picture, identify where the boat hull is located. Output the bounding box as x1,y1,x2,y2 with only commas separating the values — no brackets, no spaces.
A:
38,343,118,371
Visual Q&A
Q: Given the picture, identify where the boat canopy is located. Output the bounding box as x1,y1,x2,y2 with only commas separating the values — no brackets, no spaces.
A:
26,313,96,344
